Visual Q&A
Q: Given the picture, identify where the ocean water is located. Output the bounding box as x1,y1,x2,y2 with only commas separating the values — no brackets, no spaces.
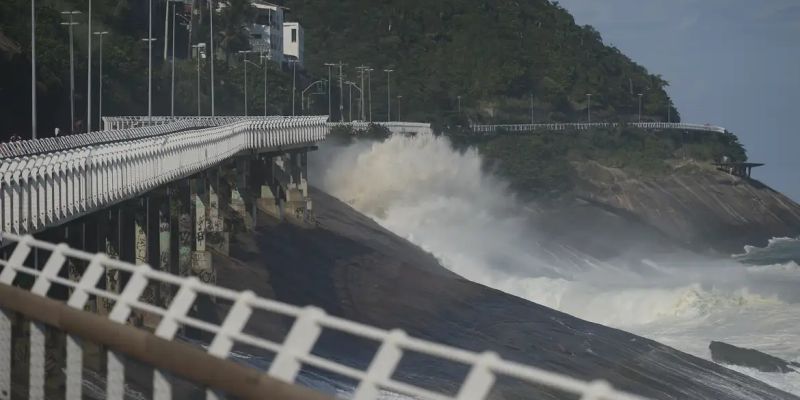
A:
313,133,800,396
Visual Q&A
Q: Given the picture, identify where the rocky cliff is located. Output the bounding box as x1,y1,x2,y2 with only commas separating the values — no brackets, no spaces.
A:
573,161,800,254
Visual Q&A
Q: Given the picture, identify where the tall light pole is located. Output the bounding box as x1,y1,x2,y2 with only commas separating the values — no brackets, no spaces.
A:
31,0,36,138
142,0,154,125
638,93,643,122
239,51,252,116
366,67,373,122
302,80,326,114
94,32,109,129
324,62,335,120
345,81,353,122
338,61,346,122
61,11,81,133
586,93,592,123
261,53,270,117
170,1,177,117
290,59,298,116
530,93,534,124
86,0,92,133
457,95,461,114
163,0,169,60
209,0,216,116
356,66,368,121
667,103,672,123
397,95,403,121
192,44,203,116
384,68,394,122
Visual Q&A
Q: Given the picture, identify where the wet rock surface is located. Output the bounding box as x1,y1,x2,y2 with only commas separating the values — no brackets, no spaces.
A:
211,187,798,400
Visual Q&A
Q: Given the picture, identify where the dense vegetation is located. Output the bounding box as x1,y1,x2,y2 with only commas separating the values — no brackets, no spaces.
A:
1,0,683,139
0,0,299,138
286,0,680,127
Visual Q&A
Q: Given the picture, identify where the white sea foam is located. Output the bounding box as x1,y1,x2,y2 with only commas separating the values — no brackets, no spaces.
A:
312,133,800,395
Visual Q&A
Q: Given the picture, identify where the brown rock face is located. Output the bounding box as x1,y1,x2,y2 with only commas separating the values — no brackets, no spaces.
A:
573,161,800,254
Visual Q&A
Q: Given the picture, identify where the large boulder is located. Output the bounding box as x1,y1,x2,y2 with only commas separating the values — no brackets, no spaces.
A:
710,341,800,373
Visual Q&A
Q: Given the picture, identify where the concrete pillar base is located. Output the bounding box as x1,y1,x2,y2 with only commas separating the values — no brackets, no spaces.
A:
191,251,215,285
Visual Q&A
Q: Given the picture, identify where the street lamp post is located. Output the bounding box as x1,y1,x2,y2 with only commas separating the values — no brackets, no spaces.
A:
31,0,36,138
170,0,177,117
192,44,203,116
667,104,672,123
337,61,346,122
324,62,335,120
356,66,368,121
94,32,109,129
397,95,403,121
61,11,81,133
86,0,92,133
261,53,270,117
384,69,394,122
301,80,326,114
143,0,154,125
457,95,461,114
345,81,353,121
239,51,251,116
586,93,592,123
289,59,299,116
638,93,643,122
209,0,216,116
366,67,373,122
530,93,534,124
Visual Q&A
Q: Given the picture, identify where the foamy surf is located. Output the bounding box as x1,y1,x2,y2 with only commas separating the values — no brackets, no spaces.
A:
313,133,800,395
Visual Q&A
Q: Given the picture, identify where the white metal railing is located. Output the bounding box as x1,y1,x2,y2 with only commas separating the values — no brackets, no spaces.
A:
0,232,649,400
101,116,268,131
0,116,328,236
1,119,207,159
470,122,727,134
328,121,434,135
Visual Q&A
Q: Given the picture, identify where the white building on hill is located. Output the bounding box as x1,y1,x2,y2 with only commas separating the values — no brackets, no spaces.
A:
282,22,304,67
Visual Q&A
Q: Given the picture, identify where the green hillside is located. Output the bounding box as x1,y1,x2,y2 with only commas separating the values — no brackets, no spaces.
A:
286,0,680,127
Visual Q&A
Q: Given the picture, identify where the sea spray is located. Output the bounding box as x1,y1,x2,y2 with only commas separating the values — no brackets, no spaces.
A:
311,133,800,394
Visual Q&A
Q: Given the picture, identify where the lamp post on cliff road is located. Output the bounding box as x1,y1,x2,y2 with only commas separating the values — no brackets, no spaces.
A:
638,93,643,122
324,62,335,120
94,31,109,129
586,93,592,123
397,95,403,121
384,68,394,122
61,11,81,133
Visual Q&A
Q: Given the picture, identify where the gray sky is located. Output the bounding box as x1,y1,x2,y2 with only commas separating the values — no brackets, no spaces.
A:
558,0,800,201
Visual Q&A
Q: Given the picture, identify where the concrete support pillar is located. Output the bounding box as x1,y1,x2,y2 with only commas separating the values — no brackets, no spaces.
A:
97,208,120,316
172,182,192,277
157,190,173,306
266,151,314,224
133,198,155,327
191,176,215,285
206,169,229,255
231,159,256,231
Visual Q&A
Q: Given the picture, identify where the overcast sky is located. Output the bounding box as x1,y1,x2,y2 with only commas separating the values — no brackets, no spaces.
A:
558,0,800,201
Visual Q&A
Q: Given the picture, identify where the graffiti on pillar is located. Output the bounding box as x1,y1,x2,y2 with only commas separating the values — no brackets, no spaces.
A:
135,227,147,264
198,269,216,284
179,215,192,244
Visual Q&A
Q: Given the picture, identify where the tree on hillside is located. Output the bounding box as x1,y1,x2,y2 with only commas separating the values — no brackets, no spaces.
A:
217,0,254,63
